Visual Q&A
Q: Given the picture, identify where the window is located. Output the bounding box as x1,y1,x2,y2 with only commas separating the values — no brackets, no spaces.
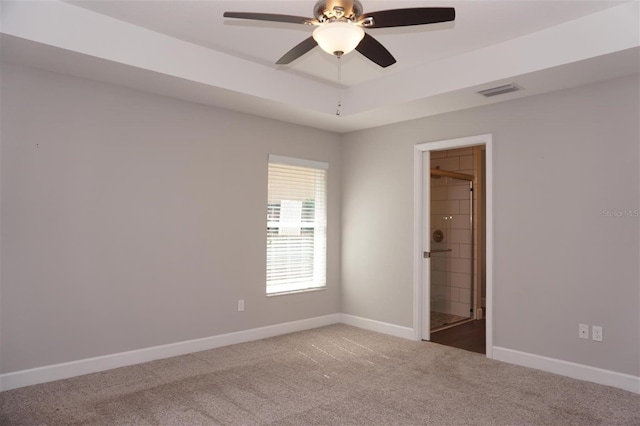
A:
266,155,327,295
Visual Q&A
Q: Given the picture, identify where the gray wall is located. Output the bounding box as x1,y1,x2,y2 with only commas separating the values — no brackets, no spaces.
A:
0,63,342,373
2,61,638,379
341,75,640,376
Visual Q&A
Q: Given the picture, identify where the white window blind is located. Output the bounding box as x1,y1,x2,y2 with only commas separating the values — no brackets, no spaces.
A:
267,155,327,295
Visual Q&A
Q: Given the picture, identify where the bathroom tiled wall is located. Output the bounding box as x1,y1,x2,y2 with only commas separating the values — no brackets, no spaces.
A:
430,147,477,319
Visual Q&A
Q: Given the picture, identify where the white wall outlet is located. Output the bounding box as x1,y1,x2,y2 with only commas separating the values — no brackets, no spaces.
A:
238,299,244,312
592,325,603,342
578,323,589,339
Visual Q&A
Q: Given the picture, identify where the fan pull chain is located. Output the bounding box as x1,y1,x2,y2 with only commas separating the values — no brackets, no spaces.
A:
336,56,342,116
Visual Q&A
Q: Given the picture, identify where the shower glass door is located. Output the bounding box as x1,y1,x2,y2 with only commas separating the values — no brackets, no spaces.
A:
430,171,474,331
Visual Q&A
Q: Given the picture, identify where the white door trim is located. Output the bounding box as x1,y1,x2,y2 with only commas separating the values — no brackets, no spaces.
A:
413,134,494,359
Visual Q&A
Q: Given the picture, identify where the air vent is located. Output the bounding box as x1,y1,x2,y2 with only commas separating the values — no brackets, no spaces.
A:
477,83,523,97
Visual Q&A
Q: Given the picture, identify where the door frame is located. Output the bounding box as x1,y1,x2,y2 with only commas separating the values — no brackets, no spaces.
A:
413,134,494,358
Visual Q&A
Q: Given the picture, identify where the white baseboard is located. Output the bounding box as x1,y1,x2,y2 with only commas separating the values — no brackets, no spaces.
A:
0,314,341,392
340,313,415,340
14,316,636,396
493,346,640,394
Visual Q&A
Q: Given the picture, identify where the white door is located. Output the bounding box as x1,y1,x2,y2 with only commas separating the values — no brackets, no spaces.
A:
420,150,432,340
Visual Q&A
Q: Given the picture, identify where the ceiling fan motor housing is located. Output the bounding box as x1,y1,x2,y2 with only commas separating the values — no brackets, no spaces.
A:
314,0,363,22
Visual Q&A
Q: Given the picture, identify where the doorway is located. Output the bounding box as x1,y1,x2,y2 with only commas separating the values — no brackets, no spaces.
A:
413,134,493,358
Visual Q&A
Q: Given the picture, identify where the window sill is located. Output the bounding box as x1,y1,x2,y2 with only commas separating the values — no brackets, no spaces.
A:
266,286,327,297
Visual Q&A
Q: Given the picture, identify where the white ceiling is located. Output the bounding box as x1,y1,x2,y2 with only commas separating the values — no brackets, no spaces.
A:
1,0,639,133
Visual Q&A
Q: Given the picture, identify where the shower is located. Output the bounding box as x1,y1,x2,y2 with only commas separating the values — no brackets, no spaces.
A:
429,166,475,331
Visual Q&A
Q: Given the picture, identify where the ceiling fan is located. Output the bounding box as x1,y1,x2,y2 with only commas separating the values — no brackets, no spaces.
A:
224,0,455,68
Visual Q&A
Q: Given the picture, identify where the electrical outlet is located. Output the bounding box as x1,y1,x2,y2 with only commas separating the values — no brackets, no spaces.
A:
578,324,589,339
592,325,603,342
238,299,244,312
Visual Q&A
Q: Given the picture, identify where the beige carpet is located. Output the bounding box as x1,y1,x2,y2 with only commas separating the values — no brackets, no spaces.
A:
1,324,638,425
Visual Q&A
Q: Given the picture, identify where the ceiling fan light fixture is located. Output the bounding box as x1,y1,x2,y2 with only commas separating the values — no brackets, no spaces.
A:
312,21,365,57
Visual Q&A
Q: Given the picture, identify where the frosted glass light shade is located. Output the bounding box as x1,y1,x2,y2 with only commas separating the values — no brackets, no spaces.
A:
313,21,365,56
